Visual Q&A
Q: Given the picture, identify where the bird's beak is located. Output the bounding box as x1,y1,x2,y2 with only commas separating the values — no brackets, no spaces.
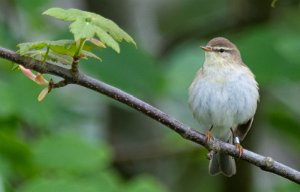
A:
200,46,212,52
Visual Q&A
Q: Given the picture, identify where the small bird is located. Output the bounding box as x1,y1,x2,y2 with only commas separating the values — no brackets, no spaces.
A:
188,37,259,177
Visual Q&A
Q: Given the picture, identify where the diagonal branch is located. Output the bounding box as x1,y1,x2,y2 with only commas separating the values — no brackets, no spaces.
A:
0,47,299,184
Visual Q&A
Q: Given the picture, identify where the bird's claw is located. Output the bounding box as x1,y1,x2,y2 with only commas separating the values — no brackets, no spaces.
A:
233,136,243,158
205,126,213,143
205,130,213,143
235,143,244,158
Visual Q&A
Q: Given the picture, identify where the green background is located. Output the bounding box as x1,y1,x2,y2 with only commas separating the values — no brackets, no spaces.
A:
0,0,299,191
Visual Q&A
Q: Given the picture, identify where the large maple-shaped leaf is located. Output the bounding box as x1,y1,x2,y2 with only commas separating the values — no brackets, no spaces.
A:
43,8,136,53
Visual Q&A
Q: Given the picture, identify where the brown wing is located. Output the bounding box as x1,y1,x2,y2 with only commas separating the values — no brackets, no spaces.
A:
234,118,254,141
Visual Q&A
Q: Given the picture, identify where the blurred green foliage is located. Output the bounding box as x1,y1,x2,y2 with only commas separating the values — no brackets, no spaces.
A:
80,42,165,101
0,0,300,192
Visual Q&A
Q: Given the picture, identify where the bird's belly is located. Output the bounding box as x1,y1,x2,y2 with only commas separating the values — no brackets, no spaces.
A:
189,73,258,139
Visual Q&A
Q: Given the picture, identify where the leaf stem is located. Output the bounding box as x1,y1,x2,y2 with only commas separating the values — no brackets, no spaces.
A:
74,39,85,57
71,39,85,74
42,46,50,63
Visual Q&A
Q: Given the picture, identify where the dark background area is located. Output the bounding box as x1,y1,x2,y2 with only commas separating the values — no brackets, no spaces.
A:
0,0,300,191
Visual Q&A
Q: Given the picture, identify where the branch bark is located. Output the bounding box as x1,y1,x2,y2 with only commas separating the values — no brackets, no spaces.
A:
0,47,299,184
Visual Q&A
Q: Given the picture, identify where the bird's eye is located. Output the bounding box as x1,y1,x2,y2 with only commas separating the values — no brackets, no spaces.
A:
219,48,225,53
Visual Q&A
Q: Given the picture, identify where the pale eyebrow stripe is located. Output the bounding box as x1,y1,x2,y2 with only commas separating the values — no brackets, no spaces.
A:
212,47,234,51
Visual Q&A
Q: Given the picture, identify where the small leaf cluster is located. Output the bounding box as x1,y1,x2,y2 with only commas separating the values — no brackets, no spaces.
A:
17,7,136,64
44,8,136,53
15,7,136,101
17,40,102,65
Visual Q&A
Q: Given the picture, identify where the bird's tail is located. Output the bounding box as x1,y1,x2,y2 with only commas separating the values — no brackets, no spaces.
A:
209,152,236,177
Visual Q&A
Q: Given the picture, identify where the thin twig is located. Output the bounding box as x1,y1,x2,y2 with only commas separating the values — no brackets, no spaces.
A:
71,55,80,75
50,79,70,89
0,47,299,184
71,39,85,75
48,79,70,93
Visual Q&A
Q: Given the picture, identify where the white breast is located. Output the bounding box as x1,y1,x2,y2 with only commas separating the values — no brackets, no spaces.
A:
189,62,259,140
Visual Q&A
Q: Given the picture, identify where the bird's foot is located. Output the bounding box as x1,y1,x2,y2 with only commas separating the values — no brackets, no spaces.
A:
205,126,213,143
230,128,244,158
234,136,243,158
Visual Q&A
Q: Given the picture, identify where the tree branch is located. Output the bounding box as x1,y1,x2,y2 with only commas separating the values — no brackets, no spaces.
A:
0,47,299,184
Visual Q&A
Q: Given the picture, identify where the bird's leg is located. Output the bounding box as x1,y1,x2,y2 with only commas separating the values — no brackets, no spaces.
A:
230,128,243,158
234,137,243,158
205,126,213,143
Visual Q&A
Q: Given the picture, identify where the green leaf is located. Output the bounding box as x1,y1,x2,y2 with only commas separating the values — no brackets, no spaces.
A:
69,18,98,41
93,19,135,46
17,40,75,57
47,51,73,65
19,50,44,60
49,40,94,56
68,17,120,52
17,41,48,55
17,39,102,64
47,40,77,55
43,7,83,22
95,27,120,53
43,8,136,52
